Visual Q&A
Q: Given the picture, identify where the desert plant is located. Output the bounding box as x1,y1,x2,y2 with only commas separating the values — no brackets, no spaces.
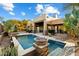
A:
1,46,18,56
64,9,79,38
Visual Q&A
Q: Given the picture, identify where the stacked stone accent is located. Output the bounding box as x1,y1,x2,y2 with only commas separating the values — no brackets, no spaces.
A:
33,37,48,56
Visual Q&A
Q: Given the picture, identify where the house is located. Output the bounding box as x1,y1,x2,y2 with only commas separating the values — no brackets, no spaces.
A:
32,14,65,35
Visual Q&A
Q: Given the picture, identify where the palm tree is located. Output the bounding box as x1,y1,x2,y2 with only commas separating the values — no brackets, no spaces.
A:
64,3,79,11
64,3,79,38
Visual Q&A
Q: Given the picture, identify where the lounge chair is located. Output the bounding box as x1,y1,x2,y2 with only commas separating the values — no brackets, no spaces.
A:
64,46,75,56
48,47,64,56
48,46,75,56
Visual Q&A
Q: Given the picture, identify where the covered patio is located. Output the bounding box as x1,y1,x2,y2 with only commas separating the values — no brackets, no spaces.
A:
47,19,64,35
32,14,65,35
32,14,45,34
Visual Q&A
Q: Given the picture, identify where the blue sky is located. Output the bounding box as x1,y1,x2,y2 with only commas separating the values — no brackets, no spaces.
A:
0,3,68,21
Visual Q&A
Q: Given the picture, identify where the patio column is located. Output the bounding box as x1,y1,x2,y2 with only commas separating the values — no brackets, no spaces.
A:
32,22,35,33
57,25,59,33
55,26,57,33
43,20,47,35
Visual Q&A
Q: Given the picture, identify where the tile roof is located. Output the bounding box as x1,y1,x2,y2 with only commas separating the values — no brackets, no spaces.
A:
47,19,64,25
33,14,46,23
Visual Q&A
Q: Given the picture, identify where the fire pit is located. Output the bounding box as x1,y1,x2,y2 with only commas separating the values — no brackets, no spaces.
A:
34,37,47,46
33,37,48,56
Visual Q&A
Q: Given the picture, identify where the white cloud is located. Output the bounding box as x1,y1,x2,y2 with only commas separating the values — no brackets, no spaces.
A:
45,5,60,15
21,12,26,16
36,4,43,14
0,3,15,16
29,7,31,10
0,3,14,11
35,4,60,16
9,12,15,16
44,4,50,7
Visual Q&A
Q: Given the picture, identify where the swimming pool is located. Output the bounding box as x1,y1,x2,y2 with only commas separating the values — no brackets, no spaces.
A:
48,40,65,52
17,34,36,49
17,34,65,53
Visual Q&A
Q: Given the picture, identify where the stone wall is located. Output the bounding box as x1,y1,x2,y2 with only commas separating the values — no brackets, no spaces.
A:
23,50,36,56
34,45,48,56
33,37,48,56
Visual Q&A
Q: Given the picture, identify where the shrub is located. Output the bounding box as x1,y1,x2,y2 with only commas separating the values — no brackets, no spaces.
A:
1,46,18,56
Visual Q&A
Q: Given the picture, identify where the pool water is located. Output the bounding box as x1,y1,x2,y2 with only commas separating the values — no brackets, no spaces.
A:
17,35,36,49
17,34,65,53
48,40,65,53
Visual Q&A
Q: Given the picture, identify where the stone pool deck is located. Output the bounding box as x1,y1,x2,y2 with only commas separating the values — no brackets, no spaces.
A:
12,32,75,56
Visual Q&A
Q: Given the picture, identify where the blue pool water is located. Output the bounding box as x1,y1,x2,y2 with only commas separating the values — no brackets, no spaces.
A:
17,34,65,52
48,40,65,52
17,35,36,49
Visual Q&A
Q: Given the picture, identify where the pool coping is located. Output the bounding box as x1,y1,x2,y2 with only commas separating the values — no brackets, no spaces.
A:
12,33,75,56
12,36,35,56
